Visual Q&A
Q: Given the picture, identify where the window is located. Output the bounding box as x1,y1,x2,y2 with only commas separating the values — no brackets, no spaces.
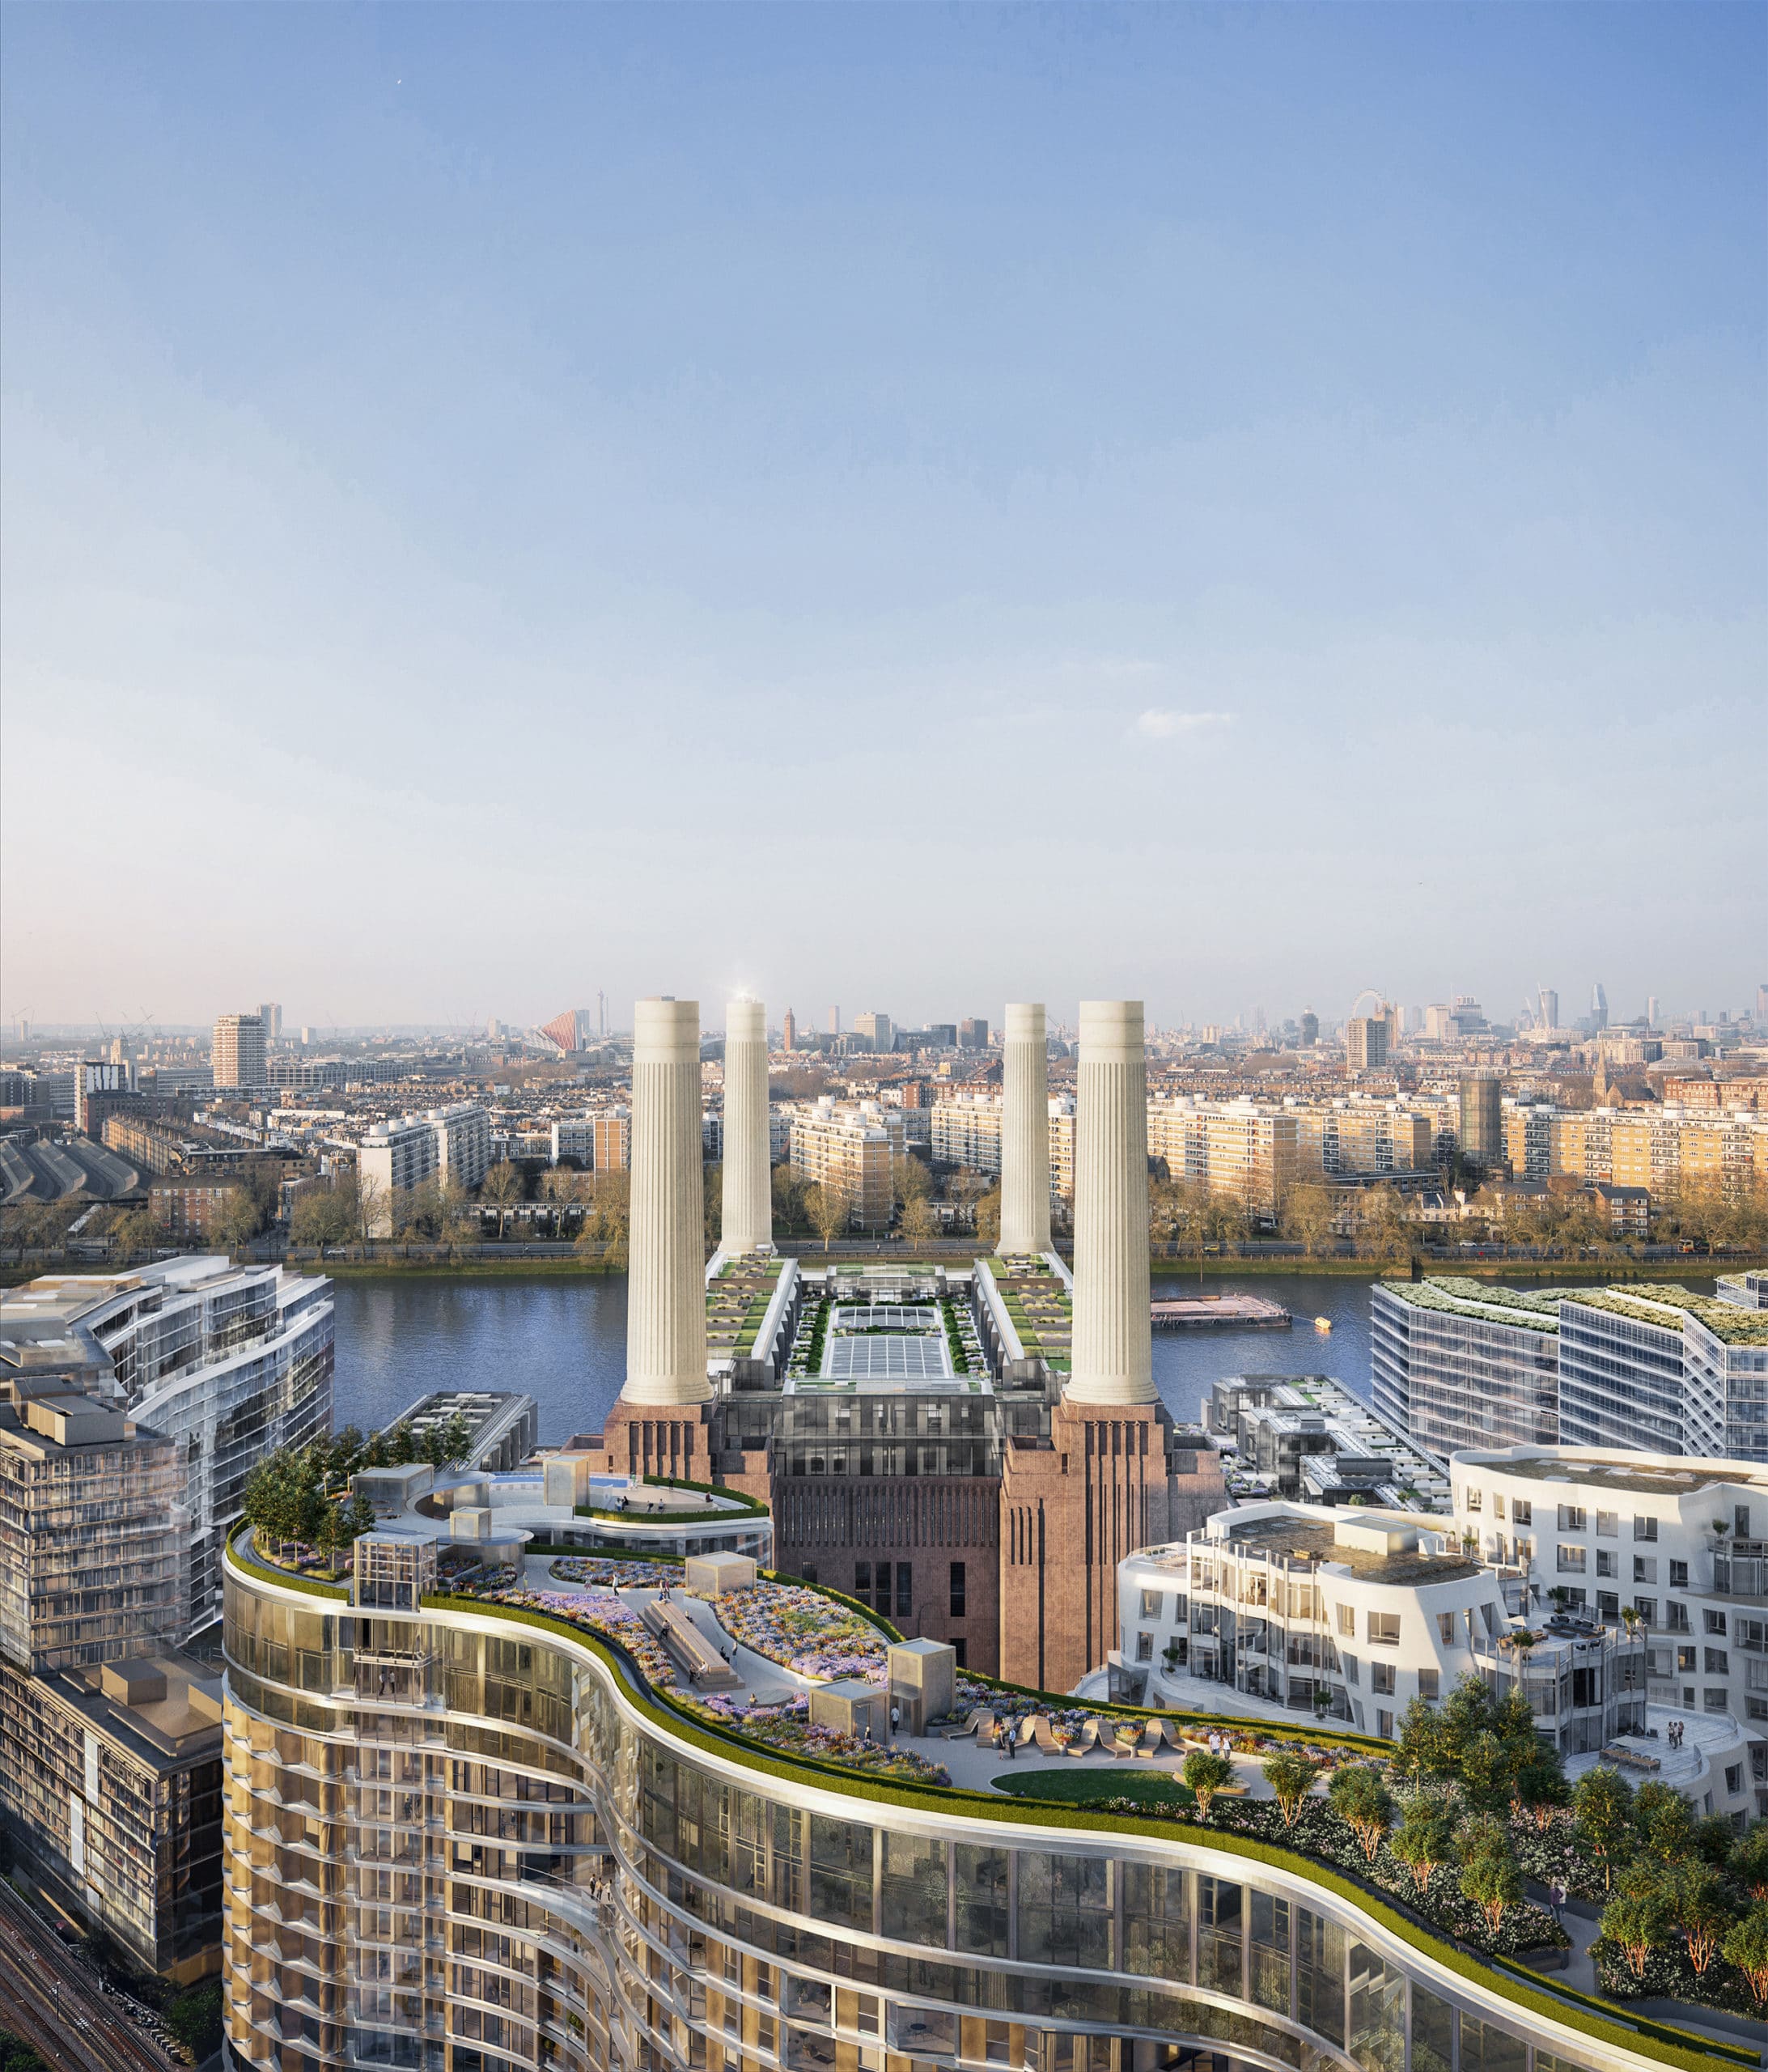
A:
1337,1604,1356,1637
1557,1545,1587,1573
1135,1632,1154,1663
1707,1650,1731,1675
1376,1709,1394,1739
1342,1654,1359,1686
855,1560,871,1599
1707,1689,1731,1713
1739,1619,1768,1654
1634,1516,1659,1542
1670,1560,1689,1588
1596,1510,1617,1537
1728,1764,1745,1794
1138,1587,1164,1620
1596,1550,1616,1578
1634,1556,1658,1583
896,1564,913,1619
1739,1505,1753,1540
1436,1613,1456,1646
1417,1667,1439,1700
1557,1505,1586,1531
950,1562,966,1619
1371,1661,1396,1696
1635,1596,1657,1625
1463,1488,1482,1512
1677,1645,1698,1673
1492,1493,1505,1521
1367,1612,1400,1647
1597,1592,1620,1620
1707,1610,1729,1636
1512,1499,1532,1526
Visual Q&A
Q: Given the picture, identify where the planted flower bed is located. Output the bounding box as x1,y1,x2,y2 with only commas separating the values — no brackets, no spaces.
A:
711,1583,890,1682
455,1578,680,1691
549,1556,679,1590
676,1690,952,1786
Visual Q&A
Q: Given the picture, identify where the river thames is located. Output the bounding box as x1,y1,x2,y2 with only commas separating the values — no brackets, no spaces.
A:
329,1268,1381,1444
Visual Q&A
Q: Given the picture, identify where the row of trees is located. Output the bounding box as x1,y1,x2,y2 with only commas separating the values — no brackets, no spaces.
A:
240,1419,475,1565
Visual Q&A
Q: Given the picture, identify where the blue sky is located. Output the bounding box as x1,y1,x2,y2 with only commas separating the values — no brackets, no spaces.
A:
2,4,1762,1034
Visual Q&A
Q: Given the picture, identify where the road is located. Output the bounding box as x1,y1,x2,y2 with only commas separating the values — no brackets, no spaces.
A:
0,1879,176,2072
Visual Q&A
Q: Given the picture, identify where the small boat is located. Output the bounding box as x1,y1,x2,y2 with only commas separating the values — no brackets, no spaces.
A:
1313,1316,1333,1333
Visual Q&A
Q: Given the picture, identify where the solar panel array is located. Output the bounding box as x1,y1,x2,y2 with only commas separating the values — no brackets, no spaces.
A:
826,1336,952,1379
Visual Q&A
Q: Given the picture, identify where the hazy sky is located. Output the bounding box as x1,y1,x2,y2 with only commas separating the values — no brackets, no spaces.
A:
2,4,1763,1036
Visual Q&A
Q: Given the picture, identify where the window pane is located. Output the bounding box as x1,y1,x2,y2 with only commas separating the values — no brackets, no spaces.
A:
1348,1942,1405,2072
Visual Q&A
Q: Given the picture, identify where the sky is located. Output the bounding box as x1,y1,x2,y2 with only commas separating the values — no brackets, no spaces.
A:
2,3,1763,1038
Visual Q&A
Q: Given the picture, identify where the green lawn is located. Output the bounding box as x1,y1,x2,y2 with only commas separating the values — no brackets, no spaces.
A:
991,1768,1195,1810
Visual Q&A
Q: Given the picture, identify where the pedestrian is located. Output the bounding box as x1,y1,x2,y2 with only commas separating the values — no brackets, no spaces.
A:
890,1703,901,1741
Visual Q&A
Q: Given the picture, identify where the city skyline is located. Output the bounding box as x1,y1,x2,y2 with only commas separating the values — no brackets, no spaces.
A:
2,6,1763,1022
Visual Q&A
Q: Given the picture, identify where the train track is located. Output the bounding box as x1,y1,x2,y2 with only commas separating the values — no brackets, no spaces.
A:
0,1880,176,2072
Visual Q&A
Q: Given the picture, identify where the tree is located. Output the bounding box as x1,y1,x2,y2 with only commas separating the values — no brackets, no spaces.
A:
1600,1889,1671,1980
1513,1751,1571,1831
703,1161,723,1249
421,1413,473,1472
1327,1765,1394,1864
1723,1903,1768,2007
340,1492,378,1544
1282,1182,1338,1259
1461,1839,1524,1936
1261,1750,1322,1828
974,1185,1002,1248
1458,1730,1516,1815
1181,1750,1235,1821
1634,1779,1698,1863
108,1207,163,1255
166,1981,224,2061
1730,1824,1768,1901
1668,1862,1733,1976
290,1184,354,1246
901,1195,938,1248
1391,1793,1457,1895
211,1187,263,1252
1573,1766,1635,1889
807,1181,853,1252
481,1161,525,1237
1390,1699,1449,1789
356,1172,388,1243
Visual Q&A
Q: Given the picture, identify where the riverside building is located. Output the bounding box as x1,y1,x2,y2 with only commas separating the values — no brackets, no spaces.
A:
0,1255,334,1635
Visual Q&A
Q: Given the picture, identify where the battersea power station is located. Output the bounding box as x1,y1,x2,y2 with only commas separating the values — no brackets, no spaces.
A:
584,997,1226,1692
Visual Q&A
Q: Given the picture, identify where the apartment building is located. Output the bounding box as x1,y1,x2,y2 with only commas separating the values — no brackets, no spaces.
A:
1345,1015,1389,1072
1453,1446,1768,1813
930,1090,1004,1174
1205,1374,1452,1510
788,1101,894,1229
0,1257,333,1635
1291,1099,1435,1180
1148,1098,1311,1219
594,1106,631,1171
220,1518,1685,2072
1372,1280,1562,1456
210,1013,266,1092
358,1115,439,1235
1114,1502,1646,1756
427,1102,491,1190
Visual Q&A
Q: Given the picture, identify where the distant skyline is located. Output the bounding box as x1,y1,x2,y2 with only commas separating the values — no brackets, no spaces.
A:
2,6,1763,1024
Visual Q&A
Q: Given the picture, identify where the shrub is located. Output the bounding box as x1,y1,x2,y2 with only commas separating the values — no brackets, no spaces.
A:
1327,1764,1394,1865
1181,1751,1235,1820
1261,1750,1322,1828
1723,1902,1768,2007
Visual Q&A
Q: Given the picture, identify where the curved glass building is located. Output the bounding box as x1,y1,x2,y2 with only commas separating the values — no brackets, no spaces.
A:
222,1531,1696,2072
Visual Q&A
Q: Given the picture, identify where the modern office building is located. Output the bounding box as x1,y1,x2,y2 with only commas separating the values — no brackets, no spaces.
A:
1537,987,1558,1034
359,1115,441,1235
220,1514,1683,2072
1456,1071,1503,1170
429,1102,493,1191
1205,1374,1452,1510
257,1003,283,1043
957,1016,990,1049
0,1256,334,1635
852,1011,893,1053
211,1013,267,1093
1371,1280,1562,1456
1556,1285,1768,1459
1452,1444,1768,1811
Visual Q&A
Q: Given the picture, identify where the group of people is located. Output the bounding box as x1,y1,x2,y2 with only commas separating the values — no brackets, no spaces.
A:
1667,1717,1686,1749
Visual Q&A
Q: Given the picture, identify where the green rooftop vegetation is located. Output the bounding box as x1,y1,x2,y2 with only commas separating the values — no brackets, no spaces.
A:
1563,1284,1768,1348
1380,1278,1562,1333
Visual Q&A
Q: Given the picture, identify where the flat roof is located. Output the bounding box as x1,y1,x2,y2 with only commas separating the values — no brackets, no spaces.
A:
1215,1512,1484,1587
1485,1457,1751,1497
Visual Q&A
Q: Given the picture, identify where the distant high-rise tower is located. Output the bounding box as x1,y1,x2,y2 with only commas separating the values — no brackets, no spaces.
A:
781,1008,797,1052
1537,987,1558,1034
1756,983,1768,1025
1299,1009,1318,1048
828,1006,840,1035
212,1013,266,1092
1591,983,1609,1032
257,1002,282,1043
1459,1072,1503,1171
1346,1017,1389,1072
1647,996,1660,1030
958,1017,990,1050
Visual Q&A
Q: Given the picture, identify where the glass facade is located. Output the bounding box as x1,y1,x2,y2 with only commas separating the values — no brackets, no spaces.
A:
223,1539,1655,2072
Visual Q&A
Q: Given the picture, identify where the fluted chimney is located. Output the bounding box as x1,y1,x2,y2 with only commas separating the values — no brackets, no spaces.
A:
620,999,710,1406
720,1000,772,1255
997,1003,1051,1256
1064,1000,1154,1405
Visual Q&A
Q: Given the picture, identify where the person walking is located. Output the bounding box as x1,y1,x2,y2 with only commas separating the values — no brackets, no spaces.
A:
890,1703,901,1741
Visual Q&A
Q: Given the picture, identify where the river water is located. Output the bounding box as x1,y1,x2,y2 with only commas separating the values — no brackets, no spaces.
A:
329,1269,1379,1446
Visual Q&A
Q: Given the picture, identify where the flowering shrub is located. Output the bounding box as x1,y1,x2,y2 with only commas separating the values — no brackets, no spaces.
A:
549,1556,678,1590
1593,1937,1762,2018
460,1580,680,1690
674,1689,950,1785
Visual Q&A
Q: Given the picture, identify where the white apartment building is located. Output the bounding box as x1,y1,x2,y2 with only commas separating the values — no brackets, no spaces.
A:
427,1102,490,1191
787,1102,895,1230
551,1117,596,1166
1453,1445,1768,1813
930,1092,1074,1201
1556,1287,1768,1459
1115,1501,1666,1768
358,1116,439,1237
211,1013,266,1092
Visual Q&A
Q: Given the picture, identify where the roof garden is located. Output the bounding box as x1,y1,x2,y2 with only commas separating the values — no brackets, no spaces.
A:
706,1254,788,1361
976,1254,1073,1369
1561,1284,1768,1349
223,1522,1736,2072
1377,1278,1563,1334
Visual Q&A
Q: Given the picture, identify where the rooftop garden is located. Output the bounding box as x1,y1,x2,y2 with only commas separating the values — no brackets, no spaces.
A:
981,1256,1074,1367
224,1522,1750,2071
1564,1284,1768,1349
706,1255,787,1359
1379,1278,1562,1333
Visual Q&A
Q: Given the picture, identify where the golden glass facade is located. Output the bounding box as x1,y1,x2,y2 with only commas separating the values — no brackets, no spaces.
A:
223,1537,1673,2072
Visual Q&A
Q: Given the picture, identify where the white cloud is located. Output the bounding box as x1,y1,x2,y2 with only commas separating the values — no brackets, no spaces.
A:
1132,708,1232,739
